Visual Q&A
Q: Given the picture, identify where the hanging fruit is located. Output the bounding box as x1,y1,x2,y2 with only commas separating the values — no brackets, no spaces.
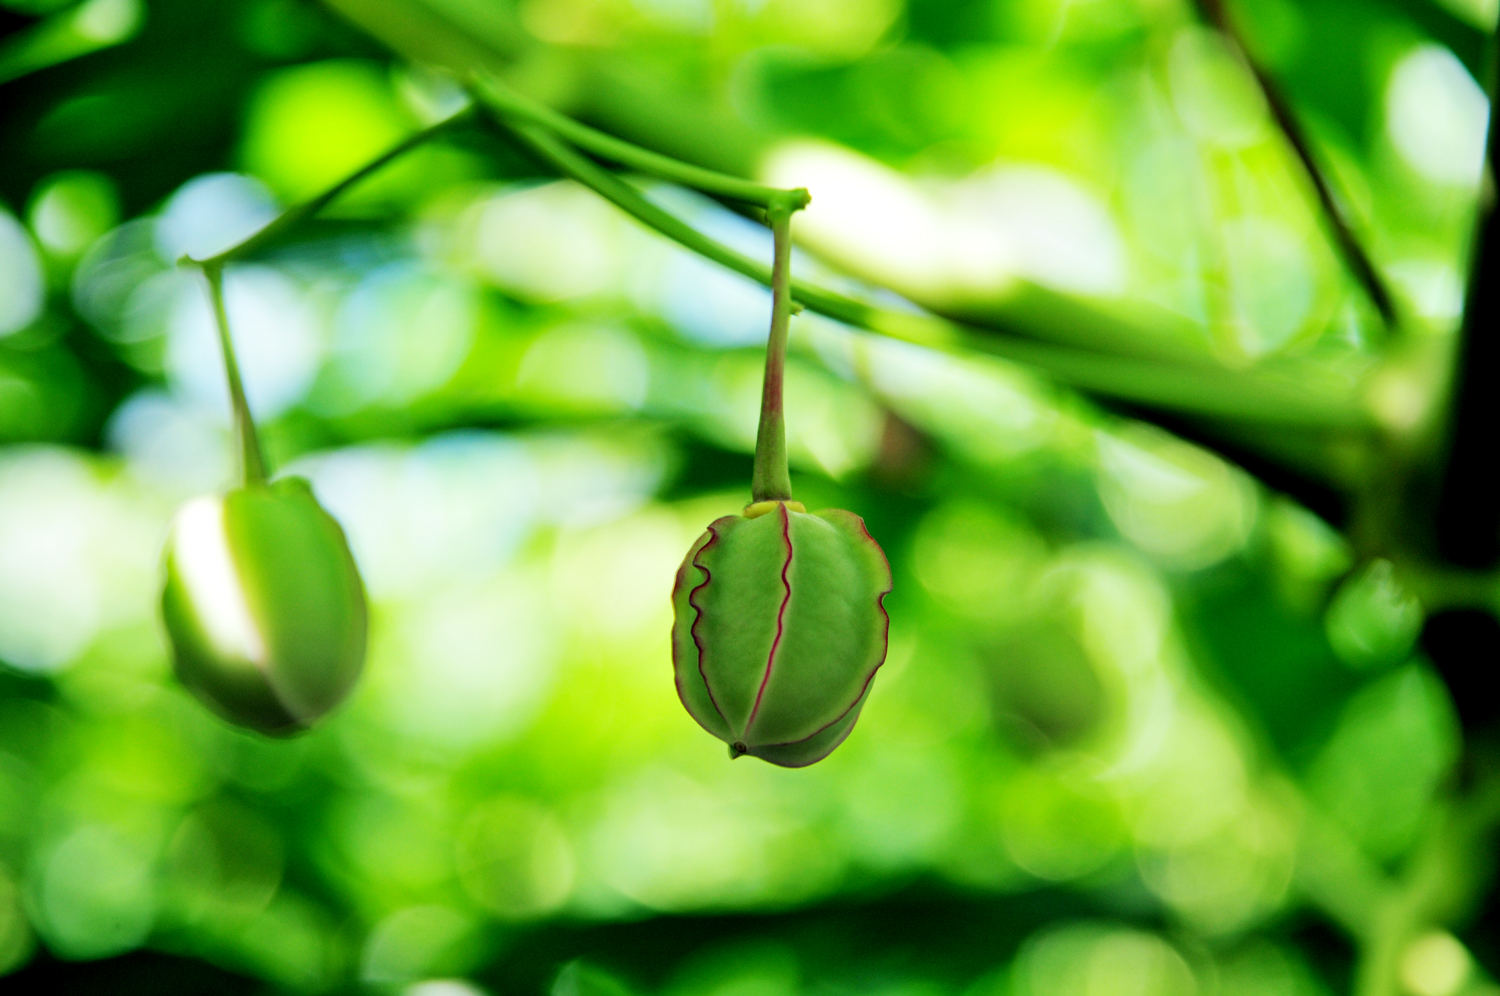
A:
160,264,368,734
162,477,367,734
669,193,892,767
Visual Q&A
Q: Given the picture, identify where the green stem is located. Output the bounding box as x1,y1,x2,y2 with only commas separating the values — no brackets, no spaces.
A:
199,264,267,486
1293,763,1500,996
1398,560,1500,614
500,120,780,285
1352,783,1500,996
190,106,472,269
491,116,1372,429
751,197,798,502
470,74,807,211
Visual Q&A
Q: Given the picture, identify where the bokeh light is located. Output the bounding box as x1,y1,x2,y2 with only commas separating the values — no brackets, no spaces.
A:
0,211,44,338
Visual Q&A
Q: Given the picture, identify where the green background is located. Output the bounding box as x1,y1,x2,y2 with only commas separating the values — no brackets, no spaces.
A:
1,0,1496,993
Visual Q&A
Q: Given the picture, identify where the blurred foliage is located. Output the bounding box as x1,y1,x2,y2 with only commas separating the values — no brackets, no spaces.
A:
1,0,1498,994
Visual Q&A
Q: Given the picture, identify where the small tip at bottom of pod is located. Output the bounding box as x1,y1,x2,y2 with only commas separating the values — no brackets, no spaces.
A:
729,741,748,759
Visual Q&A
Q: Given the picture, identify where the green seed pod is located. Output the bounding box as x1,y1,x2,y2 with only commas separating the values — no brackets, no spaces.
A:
1325,558,1423,669
161,476,367,735
671,500,892,767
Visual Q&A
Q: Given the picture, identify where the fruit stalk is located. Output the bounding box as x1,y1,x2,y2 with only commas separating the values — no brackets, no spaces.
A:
200,263,267,487
750,195,798,504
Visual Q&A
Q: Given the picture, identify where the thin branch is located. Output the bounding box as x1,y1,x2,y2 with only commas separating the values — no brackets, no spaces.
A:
187,106,474,269
491,115,1372,429
470,73,808,211
1194,0,1398,329
176,103,476,486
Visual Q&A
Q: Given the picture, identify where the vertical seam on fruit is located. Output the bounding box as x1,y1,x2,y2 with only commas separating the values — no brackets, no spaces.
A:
744,502,794,738
758,511,893,751
687,520,733,731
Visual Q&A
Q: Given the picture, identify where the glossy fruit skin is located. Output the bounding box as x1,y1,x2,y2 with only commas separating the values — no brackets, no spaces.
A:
161,477,367,735
671,501,892,767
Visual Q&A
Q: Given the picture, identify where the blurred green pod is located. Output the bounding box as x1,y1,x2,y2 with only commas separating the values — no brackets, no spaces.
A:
671,500,892,767
1325,558,1423,669
161,476,367,735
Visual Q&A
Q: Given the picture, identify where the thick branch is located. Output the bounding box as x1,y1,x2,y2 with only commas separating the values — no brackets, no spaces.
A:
488,113,1372,430
1433,87,1500,568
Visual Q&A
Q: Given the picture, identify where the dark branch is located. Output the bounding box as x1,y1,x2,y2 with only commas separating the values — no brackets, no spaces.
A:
1194,0,1399,329
1434,70,1500,569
